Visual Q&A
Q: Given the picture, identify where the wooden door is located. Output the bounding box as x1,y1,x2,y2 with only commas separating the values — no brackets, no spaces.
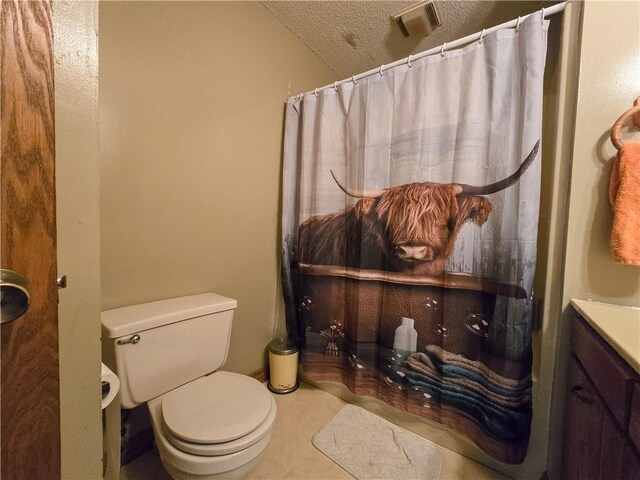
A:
0,1,61,478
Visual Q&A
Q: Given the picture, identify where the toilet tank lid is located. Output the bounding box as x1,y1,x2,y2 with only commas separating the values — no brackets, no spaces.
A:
101,293,237,339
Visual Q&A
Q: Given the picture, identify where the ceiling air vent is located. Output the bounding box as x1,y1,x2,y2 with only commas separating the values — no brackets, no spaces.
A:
392,1,442,38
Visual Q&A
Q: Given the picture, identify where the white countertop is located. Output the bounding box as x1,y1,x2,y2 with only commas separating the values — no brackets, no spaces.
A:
570,299,640,375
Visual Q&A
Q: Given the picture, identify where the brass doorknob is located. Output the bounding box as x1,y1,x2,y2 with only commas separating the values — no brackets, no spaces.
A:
1,269,31,324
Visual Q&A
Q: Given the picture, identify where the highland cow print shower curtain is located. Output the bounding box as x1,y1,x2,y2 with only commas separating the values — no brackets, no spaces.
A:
281,13,548,464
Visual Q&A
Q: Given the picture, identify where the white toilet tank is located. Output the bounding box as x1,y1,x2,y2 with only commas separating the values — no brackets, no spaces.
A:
101,293,237,409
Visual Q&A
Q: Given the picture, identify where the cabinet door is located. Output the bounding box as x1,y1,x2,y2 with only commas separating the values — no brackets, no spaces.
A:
620,444,640,480
563,356,606,480
630,384,640,453
599,405,631,479
563,355,640,480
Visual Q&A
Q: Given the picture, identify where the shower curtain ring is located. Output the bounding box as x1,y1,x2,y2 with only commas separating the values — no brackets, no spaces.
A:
515,16,522,31
407,55,412,68
440,42,447,57
379,65,385,76
479,29,486,44
352,75,357,85
314,88,319,98
540,7,545,22
334,81,339,91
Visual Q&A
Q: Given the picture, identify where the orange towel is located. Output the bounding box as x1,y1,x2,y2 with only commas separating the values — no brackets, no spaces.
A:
609,142,640,265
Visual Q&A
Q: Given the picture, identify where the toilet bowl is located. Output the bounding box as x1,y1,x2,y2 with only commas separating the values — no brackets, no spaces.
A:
101,294,275,479
149,372,276,479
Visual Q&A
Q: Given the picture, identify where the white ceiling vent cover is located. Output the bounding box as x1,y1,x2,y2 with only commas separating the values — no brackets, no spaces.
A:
392,1,442,38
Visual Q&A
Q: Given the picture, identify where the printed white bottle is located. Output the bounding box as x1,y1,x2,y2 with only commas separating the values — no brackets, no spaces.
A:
393,317,418,363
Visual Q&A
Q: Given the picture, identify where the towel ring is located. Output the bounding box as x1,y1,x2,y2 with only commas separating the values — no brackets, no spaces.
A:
611,99,640,150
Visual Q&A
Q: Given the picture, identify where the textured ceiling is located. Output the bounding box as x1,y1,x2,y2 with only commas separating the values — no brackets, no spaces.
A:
263,1,558,79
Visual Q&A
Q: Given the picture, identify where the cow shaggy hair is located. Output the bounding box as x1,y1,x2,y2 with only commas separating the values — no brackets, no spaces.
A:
298,182,491,275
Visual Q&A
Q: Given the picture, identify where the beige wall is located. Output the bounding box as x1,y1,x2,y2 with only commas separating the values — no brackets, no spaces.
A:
99,2,336,374
54,1,103,478
562,0,640,307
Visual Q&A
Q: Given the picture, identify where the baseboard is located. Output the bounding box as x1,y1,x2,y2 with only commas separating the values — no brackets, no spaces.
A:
249,366,268,383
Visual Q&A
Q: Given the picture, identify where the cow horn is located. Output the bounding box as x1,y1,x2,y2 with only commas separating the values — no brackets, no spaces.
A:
330,170,386,198
457,140,540,196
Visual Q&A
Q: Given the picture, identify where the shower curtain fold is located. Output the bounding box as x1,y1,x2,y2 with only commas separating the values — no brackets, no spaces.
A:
281,12,548,464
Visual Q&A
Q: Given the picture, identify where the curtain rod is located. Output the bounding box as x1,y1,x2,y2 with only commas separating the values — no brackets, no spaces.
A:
296,1,567,99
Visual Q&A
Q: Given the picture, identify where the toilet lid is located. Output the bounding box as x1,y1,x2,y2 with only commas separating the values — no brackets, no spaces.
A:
162,371,273,444
162,394,276,456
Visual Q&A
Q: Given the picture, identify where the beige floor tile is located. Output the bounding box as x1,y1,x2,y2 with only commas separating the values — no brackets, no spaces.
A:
247,383,352,479
121,382,510,480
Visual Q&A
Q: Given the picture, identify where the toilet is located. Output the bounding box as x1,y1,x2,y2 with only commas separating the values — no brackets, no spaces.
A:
101,293,276,480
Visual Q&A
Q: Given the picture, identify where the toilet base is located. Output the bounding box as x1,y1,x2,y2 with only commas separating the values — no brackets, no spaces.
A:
163,449,267,480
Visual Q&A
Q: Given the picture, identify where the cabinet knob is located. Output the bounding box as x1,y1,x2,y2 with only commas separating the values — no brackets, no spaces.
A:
571,385,594,404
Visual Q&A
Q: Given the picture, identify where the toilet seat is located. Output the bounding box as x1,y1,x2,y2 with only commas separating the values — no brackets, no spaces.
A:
160,371,275,456
162,395,276,456
147,372,277,478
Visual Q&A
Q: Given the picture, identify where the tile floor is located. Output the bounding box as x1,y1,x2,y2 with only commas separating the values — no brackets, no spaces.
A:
121,382,509,480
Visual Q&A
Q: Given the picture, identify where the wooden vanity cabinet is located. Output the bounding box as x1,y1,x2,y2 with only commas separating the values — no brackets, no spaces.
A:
562,310,640,480
631,384,640,453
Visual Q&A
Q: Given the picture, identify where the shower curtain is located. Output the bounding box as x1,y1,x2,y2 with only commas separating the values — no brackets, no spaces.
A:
281,13,548,464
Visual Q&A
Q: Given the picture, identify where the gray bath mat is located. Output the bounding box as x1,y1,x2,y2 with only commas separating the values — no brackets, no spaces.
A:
312,405,442,480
